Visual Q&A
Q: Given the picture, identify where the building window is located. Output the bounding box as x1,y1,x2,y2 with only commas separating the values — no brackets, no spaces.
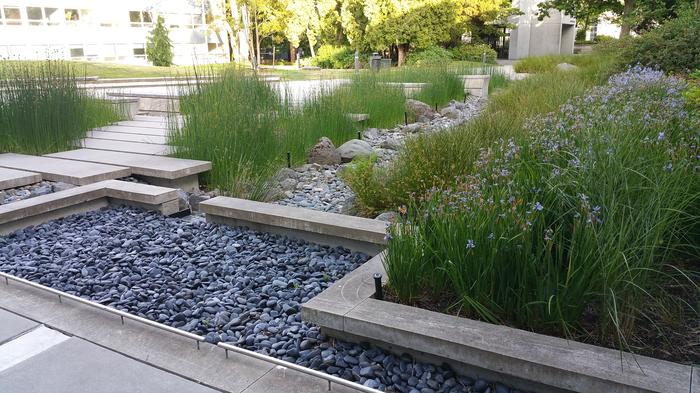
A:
129,11,153,27
133,46,145,58
45,7,61,26
208,43,221,52
26,7,43,25
69,47,85,58
2,6,22,25
65,8,79,21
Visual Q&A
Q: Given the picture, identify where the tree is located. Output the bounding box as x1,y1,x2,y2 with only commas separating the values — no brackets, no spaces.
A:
365,0,456,66
146,16,174,66
537,0,695,37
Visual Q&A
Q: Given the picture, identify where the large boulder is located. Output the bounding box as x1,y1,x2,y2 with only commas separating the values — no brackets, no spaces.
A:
440,106,461,120
406,99,437,122
556,62,578,71
307,137,341,165
337,139,373,163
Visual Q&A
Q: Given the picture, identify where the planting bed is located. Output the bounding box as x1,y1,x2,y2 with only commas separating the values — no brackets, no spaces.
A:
0,206,525,393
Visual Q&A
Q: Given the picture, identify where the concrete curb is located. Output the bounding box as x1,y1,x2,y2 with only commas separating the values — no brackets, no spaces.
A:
199,197,388,255
302,253,696,393
0,180,181,235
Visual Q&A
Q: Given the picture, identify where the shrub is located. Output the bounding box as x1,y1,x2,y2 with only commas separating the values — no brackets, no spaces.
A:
0,60,120,155
593,35,616,44
451,44,497,63
684,70,700,109
406,46,453,66
312,45,359,69
619,7,700,73
384,68,699,359
146,16,174,67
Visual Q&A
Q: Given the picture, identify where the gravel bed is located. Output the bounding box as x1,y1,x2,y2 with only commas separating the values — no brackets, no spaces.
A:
0,207,527,393
0,181,75,205
273,97,487,215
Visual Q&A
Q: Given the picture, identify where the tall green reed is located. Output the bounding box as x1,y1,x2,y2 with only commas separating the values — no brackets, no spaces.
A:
0,59,120,155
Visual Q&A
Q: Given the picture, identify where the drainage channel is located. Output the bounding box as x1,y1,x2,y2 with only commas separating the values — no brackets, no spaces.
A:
0,271,380,393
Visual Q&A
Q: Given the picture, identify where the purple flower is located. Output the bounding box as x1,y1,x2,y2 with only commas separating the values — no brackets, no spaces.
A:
384,233,393,241
466,239,476,249
533,202,544,211
658,132,665,141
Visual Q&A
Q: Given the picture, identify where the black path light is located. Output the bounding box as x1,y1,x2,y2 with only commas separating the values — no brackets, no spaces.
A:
286,152,291,168
373,273,383,300
404,111,408,125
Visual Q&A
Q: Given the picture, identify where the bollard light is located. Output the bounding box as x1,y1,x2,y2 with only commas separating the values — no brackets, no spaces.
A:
404,111,408,125
373,273,383,300
357,131,361,140
287,152,291,168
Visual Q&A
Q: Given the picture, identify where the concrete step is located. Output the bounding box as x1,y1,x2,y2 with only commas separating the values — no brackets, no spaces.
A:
133,114,181,124
87,130,169,145
0,153,130,186
80,138,172,156
46,149,210,192
116,120,170,129
0,168,41,191
97,125,170,136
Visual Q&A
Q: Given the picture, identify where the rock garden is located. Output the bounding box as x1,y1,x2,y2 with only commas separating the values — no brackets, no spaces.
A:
0,206,523,393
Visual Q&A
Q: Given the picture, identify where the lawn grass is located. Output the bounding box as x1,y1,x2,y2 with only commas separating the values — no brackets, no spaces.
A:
0,59,121,155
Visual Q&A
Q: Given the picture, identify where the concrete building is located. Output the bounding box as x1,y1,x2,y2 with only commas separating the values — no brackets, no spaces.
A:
585,12,622,40
507,0,576,60
0,0,233,65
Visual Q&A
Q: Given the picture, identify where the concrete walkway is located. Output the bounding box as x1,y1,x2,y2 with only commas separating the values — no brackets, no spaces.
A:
0,279,364,393
0,153,130,186
0,309,218,393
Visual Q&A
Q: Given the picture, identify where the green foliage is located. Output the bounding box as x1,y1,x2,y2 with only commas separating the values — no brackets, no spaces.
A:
685,70,700,110
450,43,497,63
593,35,616,44
380,65,465,107
0,60,120,155
365,1,456,52
146,16,174,67
346,53,618,215
385,69,699,357
312,45,359,69
171,67,356,200
618,7,700,73
406,46,453,66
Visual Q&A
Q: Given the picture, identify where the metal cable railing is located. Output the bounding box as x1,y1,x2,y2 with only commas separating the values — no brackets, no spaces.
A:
0,271,380,393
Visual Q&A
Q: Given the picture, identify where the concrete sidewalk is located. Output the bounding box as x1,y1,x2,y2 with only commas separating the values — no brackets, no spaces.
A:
0,309,217,393
0,280,361,393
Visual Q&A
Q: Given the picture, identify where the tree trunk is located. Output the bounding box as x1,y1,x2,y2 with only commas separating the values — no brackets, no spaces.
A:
226,32,234,62
307,32,316,58
253,0,261,67
290,46,297,64
620,0,635,37
397,43,408,67
240,4,257,69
